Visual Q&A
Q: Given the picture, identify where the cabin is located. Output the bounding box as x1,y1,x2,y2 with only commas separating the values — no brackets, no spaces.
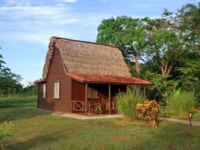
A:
35,36,151,115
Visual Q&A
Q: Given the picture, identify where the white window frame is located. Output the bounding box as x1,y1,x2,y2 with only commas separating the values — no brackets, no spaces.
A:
43,84,46,99
54,82,60,99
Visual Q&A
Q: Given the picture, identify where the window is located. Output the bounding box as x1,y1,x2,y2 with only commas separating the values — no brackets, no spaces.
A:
43,84,46,99
54,82,60,99
87,85,98,98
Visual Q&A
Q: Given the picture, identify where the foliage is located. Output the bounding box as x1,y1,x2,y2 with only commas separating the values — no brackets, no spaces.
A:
144,71,182,104
136,100,161,128
96,16,153,77
0,49,23,95
116,86,143,121
168,91,195,116
0,121,12,139
94,103,102,114
0,71,23,95
0,121,12,149
22,82,38,96
142,3,200,103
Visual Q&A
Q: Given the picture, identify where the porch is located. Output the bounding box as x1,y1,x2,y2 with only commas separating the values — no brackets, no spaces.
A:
71,82,147,115
71,82,126,115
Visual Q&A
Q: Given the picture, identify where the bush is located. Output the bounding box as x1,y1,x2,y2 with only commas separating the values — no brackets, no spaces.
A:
136,100,161,128
168,91,195,116
116,86,143,121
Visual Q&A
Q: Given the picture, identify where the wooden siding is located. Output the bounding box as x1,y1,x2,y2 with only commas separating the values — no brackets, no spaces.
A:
38,48,72,113
72,80,85,101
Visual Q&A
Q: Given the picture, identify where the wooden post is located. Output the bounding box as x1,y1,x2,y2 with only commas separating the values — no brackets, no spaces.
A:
126,85,129,96
85,83,88,116
37,84,39,108
144,86,146,100
108,84,111,115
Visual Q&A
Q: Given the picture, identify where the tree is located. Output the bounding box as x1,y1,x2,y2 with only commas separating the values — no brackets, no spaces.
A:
97,16,152,78
0,48,23,95
0,56,5,71
23,81,37,96
145,2,200,103
147,29,181,78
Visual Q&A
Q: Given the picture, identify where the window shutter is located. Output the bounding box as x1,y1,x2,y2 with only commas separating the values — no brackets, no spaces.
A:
43,84,46,99
87,85,98,98
87,86,92,98
54,82,60,99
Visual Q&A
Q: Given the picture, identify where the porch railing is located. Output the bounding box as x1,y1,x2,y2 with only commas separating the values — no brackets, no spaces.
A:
71,100,85,111
71,100,117,113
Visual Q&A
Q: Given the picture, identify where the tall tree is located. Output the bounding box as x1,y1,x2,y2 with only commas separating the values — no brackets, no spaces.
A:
96,16,152,78
145,2,200,102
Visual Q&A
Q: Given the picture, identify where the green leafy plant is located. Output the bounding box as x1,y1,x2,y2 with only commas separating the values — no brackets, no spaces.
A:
116,87,143,121
0,121,12,150
0,121,12,139
94,103,102,114
136,100,161,128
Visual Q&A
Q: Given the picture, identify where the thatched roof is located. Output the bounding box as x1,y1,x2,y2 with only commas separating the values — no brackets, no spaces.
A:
40,36,151,85
42,36,132,79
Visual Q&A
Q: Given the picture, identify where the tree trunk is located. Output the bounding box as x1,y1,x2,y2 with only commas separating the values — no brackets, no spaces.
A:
132,49,140,78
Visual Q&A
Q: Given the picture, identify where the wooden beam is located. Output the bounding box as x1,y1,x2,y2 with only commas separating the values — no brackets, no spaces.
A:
85,83,88,116
108,84,111,115
144,86,146,100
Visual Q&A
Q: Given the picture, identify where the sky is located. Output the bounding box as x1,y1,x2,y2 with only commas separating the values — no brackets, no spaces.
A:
0,0,198,87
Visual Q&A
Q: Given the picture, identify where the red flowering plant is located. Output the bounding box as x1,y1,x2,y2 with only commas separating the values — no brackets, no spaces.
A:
136,100,161,128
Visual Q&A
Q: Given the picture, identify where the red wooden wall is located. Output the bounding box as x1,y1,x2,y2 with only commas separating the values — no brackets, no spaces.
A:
38,48,71,113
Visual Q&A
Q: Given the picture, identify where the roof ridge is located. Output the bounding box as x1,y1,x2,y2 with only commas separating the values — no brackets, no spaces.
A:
51,36,117,48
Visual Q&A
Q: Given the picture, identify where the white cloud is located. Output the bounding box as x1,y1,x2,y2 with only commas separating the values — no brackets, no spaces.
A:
0,28,74,45
4,0,30,6
59,19,79,24
0,33,49,45
0,6,72,19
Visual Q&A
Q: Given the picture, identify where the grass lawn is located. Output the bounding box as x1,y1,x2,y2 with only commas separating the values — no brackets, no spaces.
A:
161,108,200,122
0,96,37,108
1,107,200,150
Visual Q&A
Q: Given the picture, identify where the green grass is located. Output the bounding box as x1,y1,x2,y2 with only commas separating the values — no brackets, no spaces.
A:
1,107,200,150
164,108,200,122
116,87,143,120
168,91,194,116
0,96,37,108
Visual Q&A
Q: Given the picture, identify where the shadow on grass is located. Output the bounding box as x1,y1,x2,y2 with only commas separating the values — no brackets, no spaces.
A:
6,132,64,150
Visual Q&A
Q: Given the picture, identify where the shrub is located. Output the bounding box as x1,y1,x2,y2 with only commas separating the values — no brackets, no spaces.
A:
168,91,195,116
0,121,12,139
116,86,143,121
0,121,13,149
136,100,161,128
